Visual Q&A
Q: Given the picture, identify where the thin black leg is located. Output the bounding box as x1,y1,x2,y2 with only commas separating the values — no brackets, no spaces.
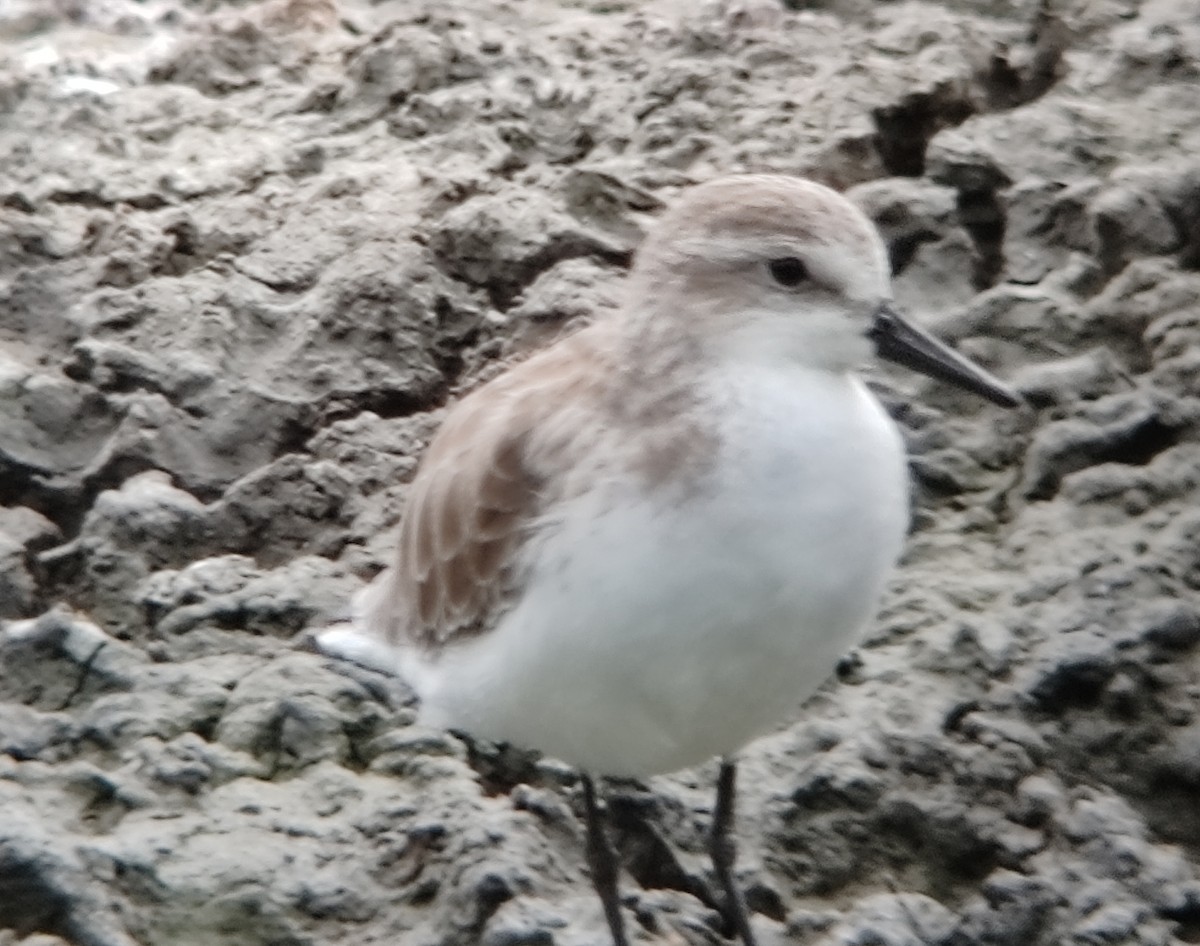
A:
710,759,758,946
583,774,630,946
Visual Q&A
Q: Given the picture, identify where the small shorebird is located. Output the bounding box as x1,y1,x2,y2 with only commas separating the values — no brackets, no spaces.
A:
320,175,1019,946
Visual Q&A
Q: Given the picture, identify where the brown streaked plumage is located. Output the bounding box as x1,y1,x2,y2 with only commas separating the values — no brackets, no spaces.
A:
366,320,712,650
644,175,881,251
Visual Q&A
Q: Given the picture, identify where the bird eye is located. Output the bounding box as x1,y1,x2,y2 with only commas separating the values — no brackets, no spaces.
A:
767,257,809,288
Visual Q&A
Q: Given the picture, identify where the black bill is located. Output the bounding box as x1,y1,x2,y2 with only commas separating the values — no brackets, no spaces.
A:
868,303,1022,408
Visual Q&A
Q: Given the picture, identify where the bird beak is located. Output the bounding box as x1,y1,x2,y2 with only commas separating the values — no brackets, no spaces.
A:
868,303,1022,408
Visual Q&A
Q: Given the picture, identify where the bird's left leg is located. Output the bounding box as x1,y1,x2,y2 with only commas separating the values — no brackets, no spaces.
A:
710,758,758,946
583,774,630,946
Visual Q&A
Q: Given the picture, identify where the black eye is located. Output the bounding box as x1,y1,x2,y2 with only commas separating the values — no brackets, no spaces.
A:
767,257,809,288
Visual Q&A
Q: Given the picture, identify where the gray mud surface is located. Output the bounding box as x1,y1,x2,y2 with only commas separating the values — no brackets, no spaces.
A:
2,0,1200,943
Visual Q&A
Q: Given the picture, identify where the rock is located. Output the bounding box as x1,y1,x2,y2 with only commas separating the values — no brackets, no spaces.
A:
826,892,958,946
0,505,61,551
1008,347,1126,407
41,471,211,633
1089,181,1181,274
0,815,140,946
2,0,1200,943
138,554,358,639
0,609,145,709
212,652,396,772
1019,392,1180,501
429,186,626,309
0,531,37,617
506,257,623,332
850,177,979,314
1141,605,1200,651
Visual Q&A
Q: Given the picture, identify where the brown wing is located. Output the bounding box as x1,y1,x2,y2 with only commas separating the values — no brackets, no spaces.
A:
364,329,610,649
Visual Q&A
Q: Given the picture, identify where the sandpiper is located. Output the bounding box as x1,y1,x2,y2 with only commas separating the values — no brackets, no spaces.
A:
320,174,1020,946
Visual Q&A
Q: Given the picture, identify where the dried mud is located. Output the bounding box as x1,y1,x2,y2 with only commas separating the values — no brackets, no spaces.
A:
2,1,1200,944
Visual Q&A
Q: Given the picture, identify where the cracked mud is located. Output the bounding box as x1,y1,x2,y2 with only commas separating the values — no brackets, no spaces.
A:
2,0,1200,944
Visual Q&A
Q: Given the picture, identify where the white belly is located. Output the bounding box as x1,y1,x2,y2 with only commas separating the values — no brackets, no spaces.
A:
413,371,910,776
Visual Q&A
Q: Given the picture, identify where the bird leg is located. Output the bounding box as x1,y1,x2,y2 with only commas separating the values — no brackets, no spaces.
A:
710,759,758,946
582,774,630,946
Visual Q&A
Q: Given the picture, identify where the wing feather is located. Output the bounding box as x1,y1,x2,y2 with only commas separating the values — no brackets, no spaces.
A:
365,330,609,649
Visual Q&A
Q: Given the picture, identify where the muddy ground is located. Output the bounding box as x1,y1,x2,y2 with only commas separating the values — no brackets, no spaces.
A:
2,0,1200,944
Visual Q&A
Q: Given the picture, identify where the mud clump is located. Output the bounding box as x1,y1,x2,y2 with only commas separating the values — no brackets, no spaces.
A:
3,0,1200,944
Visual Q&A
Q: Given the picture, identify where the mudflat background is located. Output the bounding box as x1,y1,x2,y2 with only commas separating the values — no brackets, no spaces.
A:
2,1,1200,944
